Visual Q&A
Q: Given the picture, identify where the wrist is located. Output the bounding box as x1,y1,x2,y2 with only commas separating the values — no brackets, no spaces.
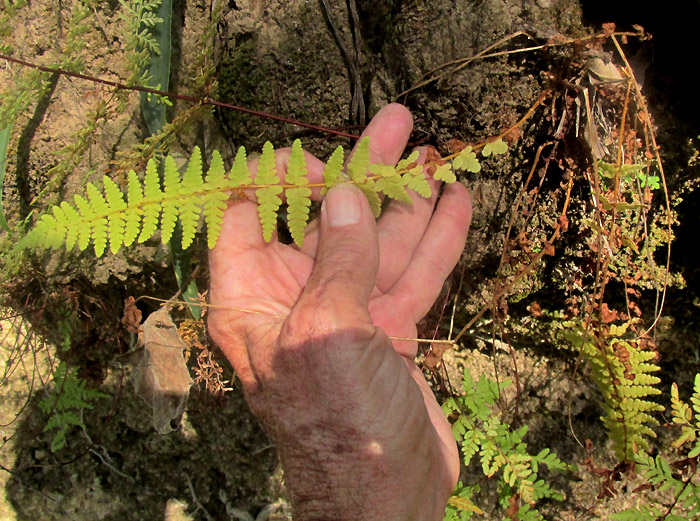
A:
273,417,451,521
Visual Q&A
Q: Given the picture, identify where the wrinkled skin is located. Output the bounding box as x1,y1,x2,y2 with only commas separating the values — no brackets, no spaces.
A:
208,104,472,521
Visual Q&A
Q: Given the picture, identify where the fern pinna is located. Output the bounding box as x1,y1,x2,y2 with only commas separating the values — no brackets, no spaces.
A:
16,137,505,257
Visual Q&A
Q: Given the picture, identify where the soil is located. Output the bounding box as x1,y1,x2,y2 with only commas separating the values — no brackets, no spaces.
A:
1,0,699,520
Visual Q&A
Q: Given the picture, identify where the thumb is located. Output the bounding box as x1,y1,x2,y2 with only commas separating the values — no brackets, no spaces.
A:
296,184,379,324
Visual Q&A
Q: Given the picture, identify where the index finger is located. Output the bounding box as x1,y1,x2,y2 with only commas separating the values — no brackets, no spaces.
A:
299,103,414,256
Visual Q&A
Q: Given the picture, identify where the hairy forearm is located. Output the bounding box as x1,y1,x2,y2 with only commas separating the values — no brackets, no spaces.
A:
248,333,452,521
275,417,449,521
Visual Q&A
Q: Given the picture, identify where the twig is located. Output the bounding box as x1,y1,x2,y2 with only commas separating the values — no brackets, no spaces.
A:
398,30,643,100
185,474,215,521
0,53,360,140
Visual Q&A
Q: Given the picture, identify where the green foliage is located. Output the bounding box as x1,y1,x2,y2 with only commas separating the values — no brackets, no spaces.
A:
481,138,509,157
139,0,172,134
19,138,460,256
443,482,482,521
611,374,700,520
321,145,345,194
255,141,284,242
118,0,164,88
670,376,700,454
443,370,568,520
562,322,663,459
285,139,312,247
398,150,431,198
348,137,382,217
434,163,456,183
203,150,228,249
452,146,482,173
0,0,27,54
1,0,94,126
598,161,660,191
39,361,108,452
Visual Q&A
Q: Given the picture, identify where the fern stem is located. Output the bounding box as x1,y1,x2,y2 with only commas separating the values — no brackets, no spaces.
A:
0,53,360,140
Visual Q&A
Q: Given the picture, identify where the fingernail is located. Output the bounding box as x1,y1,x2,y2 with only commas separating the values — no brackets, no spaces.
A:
324,184,362,227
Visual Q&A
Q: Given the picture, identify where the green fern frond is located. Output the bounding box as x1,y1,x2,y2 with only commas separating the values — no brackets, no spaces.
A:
139,157,162,243
124,170,144,247
481,138,508,157
73,194,94,251
371,164,412,203
19,137,462,257
103,176,128,254
86,182,109,257
255,141,283,242
443,370,567,519
453,146,481,173
404,170,432,198
39,361,108,452
229,146,251,187
566,324,663,459
285,139,312,247
434,163,456,183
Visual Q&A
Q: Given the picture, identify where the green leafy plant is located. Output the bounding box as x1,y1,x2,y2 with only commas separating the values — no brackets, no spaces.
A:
16,137,508,257
38,361,109,452
118,0,165,90
610,374,700,520
598,161,661,191
563,321,663,460
442,370,569,521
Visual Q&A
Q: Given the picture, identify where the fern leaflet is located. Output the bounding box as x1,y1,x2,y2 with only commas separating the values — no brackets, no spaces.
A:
255,141,283,242
179,146,204,249
321,145,345,194
160,154,180,244
285,139,312,247
203,150,228,249
139,157,162,243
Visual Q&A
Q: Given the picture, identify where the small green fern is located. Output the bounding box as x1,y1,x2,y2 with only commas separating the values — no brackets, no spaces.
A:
18,137,508,257
563,321,663,459
610,374,700,521
442,370,568,521
39,361,109,452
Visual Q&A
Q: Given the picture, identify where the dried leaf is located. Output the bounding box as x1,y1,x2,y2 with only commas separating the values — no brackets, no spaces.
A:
424,342,452,371
121,296,142,334
602,22,616,36
131,307,193,433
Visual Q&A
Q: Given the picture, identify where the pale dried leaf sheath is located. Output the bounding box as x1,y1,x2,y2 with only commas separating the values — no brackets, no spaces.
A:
131,307,193,433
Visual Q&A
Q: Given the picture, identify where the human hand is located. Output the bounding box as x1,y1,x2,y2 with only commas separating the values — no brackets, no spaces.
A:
208,104,472,521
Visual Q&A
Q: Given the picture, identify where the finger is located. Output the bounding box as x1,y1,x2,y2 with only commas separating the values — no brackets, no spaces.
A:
387,182,472,323
292,184,379,329
356,102,413,166
298,103,414,257
376,148,441,292
405,361,460,487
